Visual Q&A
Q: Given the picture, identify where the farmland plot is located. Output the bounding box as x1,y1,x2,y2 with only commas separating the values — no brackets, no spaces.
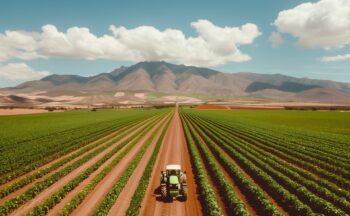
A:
180,108,350,216
0,107,349,215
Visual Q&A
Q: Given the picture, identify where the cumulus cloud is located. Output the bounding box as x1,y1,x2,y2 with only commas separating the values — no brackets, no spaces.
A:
0,63,49,80
274,0,350,49
321,54,350,62
269,32,284,48
0,20,261,66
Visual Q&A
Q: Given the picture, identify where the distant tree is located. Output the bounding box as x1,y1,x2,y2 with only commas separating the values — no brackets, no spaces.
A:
45,107,56,112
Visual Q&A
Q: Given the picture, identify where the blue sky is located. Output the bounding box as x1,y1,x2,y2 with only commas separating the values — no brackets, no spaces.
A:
0,0,349,87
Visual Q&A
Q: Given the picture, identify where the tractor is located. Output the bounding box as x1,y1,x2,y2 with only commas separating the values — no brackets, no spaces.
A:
160,164,187,201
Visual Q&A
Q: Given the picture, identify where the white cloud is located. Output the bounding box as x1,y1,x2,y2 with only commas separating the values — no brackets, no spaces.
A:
0,20,261,66
274,0,350,49
321,54,350,62
0,63,49,80
269,32,284,48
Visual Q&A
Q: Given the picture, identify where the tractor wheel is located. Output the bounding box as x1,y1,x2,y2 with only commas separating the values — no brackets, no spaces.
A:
161,185,167,199
182,186,188,200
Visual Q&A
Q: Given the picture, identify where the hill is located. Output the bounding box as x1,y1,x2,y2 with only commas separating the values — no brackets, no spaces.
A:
1,61,350,105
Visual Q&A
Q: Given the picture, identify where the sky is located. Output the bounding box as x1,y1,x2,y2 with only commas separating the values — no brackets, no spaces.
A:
0,0,349,87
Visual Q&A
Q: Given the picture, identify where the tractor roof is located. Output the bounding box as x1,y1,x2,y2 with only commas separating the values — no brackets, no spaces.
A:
166,164,181,170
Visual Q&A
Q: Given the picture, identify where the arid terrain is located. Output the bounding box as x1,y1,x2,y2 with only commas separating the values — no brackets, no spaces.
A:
1,62,350,109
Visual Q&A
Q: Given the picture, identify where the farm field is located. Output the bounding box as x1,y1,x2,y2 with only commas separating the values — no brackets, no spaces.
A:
180,108,350,216
0,107,349,215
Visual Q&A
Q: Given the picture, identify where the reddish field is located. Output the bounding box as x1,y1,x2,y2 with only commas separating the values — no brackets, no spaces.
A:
0,108,62,116
195,104,284,110
195,104,230,110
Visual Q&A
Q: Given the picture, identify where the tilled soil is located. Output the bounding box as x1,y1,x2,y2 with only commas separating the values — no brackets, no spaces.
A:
70,115,169,216
140,111,202,216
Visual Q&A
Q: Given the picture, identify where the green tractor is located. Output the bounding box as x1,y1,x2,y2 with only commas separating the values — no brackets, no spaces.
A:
160,164,187,201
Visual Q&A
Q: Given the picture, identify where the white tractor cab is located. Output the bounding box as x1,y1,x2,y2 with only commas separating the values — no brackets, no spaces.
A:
160,164,187,201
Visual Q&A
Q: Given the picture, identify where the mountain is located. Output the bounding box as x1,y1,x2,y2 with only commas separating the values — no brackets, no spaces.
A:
1,61,350,105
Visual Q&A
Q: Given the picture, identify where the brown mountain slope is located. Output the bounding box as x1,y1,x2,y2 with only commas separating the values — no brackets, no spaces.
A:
294,88,350,104
116,68,155,91
1,61,350,104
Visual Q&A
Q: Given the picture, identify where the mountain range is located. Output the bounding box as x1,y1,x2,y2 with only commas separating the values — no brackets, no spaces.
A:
1,61,350,106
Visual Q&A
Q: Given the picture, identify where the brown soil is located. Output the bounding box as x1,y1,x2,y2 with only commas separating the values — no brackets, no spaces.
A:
46,115,167,216
140,110,202,216
8,116,158,216
195,104,285,110
185,116,289,215
0,116,156,206
0,108,62,116
205,165,229,216
199,125,289,215
229,106,284,110
70,115,169,216
192,121,257,215
107,116,170,215
195,104,229,110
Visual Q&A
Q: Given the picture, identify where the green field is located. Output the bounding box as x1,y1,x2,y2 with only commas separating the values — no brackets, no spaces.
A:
0,109,167,183
180,108,350,215
197,109,350,135
1,108,349,215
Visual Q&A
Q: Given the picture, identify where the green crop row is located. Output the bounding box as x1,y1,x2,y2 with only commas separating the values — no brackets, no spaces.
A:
125,113,172,216
0,114,156,199
0,109,167,184
227,123,350,179
230,122,350,167
199,115,350,184
183,114,283,216
181,116,224,216
0,113,164,215
197,116,350,200
180,111,313,215
187,109,350,161
55,113,171,216
183,111,347,215
92,114,172,215
27,113,167,216
182,115,250,215
192,115,350,212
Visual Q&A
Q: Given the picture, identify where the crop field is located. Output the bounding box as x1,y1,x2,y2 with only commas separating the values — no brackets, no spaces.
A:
0,108,349,215
180,109,350,216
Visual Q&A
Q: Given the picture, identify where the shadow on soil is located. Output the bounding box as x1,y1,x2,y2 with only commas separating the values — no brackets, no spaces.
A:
154,186,187,203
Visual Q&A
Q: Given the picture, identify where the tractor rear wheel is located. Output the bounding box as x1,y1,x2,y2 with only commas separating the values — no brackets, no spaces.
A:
161,185,167,199
182,185,188,200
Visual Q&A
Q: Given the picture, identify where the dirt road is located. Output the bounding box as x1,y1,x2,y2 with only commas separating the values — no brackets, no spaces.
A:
140,111,202,216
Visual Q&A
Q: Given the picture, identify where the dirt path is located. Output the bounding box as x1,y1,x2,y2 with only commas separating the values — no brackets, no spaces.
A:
107,115,171,216
70,114,169,216
140,110,202,216
8,115,159,216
